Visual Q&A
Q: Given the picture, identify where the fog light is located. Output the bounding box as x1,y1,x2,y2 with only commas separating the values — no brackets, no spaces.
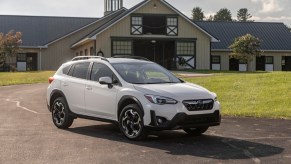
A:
157,118,163,124
156,117,167,125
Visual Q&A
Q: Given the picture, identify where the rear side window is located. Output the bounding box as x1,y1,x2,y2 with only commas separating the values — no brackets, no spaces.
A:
71,62,90,79
62,65,71,74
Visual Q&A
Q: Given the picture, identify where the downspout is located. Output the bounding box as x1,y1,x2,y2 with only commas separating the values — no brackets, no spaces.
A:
37,45,47,70
94,40,97,56
39,47,42,71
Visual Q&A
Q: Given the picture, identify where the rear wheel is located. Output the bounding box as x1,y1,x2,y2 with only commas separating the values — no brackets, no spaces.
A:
52,97,74,129
119,104,147,140
183,127,209,136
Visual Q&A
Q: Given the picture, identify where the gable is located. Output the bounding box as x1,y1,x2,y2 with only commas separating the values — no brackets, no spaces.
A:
134,0,175,14
81,0,217,42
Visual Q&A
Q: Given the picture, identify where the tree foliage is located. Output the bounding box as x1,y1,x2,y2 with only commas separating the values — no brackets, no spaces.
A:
191,7,205,21
0,30,22,64
237,8,253,22
214,8,233,21
229,34,262,70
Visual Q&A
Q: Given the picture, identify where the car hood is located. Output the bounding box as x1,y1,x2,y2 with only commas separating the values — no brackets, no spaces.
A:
133,83,215,101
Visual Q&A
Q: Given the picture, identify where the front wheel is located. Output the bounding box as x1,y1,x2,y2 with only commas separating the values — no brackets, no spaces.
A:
183,127,209,136
52,97,74,129
119,104,148,140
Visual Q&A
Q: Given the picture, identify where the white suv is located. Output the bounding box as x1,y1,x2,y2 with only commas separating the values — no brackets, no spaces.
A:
47,56,221,140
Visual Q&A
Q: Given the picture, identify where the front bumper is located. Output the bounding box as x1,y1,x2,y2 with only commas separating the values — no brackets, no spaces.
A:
147,110,221,130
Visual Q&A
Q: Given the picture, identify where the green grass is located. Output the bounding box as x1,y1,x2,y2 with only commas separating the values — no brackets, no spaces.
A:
0,71,55,86
1,70,290,119
183,71,291,119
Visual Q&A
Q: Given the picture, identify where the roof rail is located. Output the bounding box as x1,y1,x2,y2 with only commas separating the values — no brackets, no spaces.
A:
112,55,150,61
72,56,108,62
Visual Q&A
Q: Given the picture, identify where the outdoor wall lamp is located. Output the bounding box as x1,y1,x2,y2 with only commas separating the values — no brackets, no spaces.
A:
153,3,157,8
97,50,104,57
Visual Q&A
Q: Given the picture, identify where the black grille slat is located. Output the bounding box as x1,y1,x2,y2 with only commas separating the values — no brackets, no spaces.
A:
183,99,214,111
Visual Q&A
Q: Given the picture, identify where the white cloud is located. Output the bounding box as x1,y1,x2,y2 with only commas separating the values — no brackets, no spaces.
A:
259,0,283,13
205,12,216,18
264,16,291,21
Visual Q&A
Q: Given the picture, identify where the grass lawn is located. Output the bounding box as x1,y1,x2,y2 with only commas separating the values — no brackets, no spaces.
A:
183,71,291,119
0,70,290,119
0,71,55,86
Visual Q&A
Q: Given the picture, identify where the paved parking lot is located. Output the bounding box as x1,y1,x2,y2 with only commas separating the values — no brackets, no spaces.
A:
0,83,291,164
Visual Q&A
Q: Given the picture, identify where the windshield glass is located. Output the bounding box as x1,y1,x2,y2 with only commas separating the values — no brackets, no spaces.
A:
112,63,181,84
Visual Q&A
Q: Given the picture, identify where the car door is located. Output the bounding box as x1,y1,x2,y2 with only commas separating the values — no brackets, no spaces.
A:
84,62,120,119
61,62,90,114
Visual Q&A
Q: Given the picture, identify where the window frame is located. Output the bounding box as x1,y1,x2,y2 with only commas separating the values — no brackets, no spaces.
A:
69,62,91,80
111,40,133,56
265,56,274,64
176,41,196,56
90,47,94,56
17,53,27,62
211,56,221,64
131,16,143,35
166,17,178,36
89,62,121,86
84,49,88,56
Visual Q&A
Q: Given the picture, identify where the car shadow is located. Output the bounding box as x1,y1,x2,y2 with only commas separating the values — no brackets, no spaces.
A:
66,123,284,160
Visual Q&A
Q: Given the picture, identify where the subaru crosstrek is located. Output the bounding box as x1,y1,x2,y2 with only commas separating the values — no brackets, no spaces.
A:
47,56,221,140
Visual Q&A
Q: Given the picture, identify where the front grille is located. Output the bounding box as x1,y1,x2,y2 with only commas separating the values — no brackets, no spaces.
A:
183,99,214,111
177,111,220,126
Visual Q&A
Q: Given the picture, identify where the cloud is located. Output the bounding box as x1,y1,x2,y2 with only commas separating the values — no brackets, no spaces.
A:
251,0,283,13
261,0,283,13
264,16,291,21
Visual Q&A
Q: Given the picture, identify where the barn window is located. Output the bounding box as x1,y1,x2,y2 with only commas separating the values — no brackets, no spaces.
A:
112,41,132,55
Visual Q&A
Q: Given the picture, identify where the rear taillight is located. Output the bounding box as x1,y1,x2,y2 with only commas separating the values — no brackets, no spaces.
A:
48,77,55,84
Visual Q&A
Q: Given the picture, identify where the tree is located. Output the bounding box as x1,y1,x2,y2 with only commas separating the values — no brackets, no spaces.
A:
0,30,22,71
214,8,233,21
237,8,253,22
229,34,262,71
191,7,205,21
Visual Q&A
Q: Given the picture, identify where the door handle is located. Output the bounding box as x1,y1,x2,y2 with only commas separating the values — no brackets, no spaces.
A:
86,86,92,90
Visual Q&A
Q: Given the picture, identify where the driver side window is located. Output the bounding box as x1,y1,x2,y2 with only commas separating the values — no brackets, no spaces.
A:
90,63,119,83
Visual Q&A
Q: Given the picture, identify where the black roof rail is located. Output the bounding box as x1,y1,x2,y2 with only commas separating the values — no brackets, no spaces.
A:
112,55,150,61
72,56,109,62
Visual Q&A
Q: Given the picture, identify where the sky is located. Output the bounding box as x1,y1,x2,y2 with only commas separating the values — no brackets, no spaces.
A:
0,0,290,27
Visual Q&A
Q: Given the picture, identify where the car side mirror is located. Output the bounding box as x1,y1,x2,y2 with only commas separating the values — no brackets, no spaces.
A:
99,77,113,85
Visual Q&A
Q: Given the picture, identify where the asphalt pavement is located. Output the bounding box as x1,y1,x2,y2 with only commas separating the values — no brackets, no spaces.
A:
0,83,290,164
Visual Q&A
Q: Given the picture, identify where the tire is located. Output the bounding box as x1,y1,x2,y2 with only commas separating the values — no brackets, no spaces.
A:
119,104,147,140
51,97,74,129
183,127,209,136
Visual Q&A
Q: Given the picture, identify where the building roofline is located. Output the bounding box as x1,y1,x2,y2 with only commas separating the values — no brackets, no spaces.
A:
89,0,150,40
79,0,219,44
71,0,149,48
212,49,291,52
71,38,95,49
20,45,48,49
0,14,98,19
160,0,219,42
44,8,127,47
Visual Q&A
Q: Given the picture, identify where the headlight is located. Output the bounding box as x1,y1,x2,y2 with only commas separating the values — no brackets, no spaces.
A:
145,95,178,105
214,97,218,102
211,92,218,101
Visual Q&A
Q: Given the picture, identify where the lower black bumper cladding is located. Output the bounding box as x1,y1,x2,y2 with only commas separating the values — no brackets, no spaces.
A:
148,110,221,130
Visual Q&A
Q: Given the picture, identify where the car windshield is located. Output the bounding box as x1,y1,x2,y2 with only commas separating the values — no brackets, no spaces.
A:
112,62,182,84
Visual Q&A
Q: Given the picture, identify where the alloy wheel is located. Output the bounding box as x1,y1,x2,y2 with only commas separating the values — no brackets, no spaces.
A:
52,101,66,126
121,109,142,138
